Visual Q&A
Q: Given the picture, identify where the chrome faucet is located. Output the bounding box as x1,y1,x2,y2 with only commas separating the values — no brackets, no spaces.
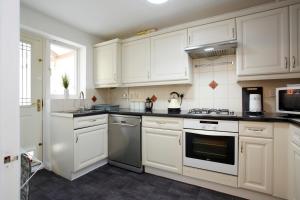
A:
79,91,85,112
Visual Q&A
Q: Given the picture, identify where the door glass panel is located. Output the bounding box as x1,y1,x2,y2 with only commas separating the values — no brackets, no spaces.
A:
19,41,32,106
186,132,235,165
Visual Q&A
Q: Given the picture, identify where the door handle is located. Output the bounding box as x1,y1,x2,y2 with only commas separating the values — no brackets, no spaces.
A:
36,99,42,112
111,122,137,127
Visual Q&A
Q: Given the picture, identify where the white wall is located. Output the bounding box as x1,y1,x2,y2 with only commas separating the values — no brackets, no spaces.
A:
0,0,20,199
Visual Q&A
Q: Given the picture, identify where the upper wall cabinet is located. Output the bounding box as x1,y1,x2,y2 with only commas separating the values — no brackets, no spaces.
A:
236,7,290,76
290,4,300,73
122,38,151,84
94,39,121,88
150,30,191,83
188,19,236,47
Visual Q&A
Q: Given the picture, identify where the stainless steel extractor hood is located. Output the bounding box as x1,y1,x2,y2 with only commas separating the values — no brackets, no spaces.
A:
185,40,237,59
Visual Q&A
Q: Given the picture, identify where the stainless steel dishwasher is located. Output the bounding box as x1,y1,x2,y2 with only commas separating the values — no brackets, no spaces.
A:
108,115,143,173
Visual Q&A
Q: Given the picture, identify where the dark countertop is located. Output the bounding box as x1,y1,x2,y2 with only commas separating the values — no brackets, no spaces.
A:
57,108,300,127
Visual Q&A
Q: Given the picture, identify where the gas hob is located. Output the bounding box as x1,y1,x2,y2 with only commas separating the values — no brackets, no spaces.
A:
188,108,235,116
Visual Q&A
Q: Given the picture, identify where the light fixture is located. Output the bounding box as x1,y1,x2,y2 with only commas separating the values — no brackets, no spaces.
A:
204,47,214,52
147,0,168,4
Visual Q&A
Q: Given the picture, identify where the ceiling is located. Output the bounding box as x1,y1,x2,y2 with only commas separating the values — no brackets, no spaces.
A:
21,0,275,39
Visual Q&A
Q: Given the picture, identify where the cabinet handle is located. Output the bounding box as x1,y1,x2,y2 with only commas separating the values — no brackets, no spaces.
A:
179,135,181,146
185,68,187,77
188,36,191,44
292,56,296,69
247,127,264,132
232,28,235,39
285,57,289,69
148,71,150,80
76,135,79,143
241,143,243,154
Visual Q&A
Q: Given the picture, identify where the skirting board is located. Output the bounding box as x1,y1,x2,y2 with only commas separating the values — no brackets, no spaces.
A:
145,166,282,200
71,159,108,181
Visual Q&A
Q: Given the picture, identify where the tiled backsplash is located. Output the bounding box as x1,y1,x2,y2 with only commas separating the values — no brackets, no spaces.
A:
109,55,300,113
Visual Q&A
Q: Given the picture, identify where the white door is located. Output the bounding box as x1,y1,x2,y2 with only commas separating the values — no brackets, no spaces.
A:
0,0,20,199
150,30,190,82
122,38,150,83
74,124,108,171
20,33,43,161
142,127,182,174
237,7,289,76
188,19,236,47
238,136,273,194
290,4,300,72
94,41,120,87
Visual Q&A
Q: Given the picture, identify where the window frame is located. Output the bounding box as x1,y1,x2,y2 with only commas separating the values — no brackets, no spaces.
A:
49,40,81,99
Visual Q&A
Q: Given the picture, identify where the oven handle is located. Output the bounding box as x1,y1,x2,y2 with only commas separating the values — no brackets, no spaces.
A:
183,129,237,137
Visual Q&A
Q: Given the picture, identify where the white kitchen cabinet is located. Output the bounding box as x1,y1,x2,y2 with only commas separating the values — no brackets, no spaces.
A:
150,30,191,82
94,39,121,88
74,124,108,171
142,127,182,174
122,38,150,83
290,4,300,73
237,7,289,76
288,125,300,200
238,136,273,194
188,19,236,47
51,114,108,180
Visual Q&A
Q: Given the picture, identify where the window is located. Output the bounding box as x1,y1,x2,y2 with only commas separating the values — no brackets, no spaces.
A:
19,41,32,106
50,42,79,97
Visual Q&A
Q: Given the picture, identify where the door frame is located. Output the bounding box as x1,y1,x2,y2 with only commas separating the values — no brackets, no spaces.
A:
0,0,20,200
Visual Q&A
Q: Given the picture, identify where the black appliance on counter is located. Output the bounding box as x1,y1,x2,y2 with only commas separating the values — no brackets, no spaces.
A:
242,87,264,116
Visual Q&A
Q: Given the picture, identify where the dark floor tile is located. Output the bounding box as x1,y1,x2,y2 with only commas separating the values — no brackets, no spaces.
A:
29,165,247,200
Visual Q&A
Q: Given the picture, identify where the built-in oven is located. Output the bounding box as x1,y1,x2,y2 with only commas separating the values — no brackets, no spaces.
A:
183,119,238,176
276,86,300,115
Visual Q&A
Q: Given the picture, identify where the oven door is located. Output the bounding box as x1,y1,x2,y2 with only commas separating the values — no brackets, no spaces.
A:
183,129,238,175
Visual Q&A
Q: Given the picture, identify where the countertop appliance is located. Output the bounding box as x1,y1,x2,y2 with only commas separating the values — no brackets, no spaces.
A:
183,118,238,175
168,92,183,113
242,87,263,116
108,115,143,173
276,86,300,115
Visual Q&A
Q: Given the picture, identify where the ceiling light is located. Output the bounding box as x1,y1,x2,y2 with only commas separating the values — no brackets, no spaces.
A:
147,0,169,4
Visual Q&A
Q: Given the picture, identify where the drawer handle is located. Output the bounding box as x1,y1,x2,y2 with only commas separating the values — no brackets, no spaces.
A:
246,127,265,132
157,122,166,125
89,119,97,122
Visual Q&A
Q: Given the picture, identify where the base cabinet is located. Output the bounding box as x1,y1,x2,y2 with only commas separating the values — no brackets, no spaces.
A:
289,125,300,200
238,136,273,194
74,124,108,171
142,127,182,174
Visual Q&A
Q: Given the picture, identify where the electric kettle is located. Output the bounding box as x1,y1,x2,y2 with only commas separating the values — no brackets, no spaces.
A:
168,92,183,112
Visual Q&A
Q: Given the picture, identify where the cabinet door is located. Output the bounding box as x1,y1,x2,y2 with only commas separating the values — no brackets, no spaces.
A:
150,30,190,82
122,38,150,83
188,19,236,47
290,4,300,72
237,8,289,76
74,124,108,171
238,136,273,194
142,127,182,174
289,143,300,200
94,42,120,87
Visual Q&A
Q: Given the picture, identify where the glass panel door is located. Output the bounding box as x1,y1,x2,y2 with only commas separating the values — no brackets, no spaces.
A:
185,132,235,165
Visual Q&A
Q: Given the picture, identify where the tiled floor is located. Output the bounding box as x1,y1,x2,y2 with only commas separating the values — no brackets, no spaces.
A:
29,165,247,200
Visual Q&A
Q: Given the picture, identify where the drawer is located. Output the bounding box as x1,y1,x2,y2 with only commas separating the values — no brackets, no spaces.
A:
142,116,183,130
74,114,108,129
239,121,273,138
